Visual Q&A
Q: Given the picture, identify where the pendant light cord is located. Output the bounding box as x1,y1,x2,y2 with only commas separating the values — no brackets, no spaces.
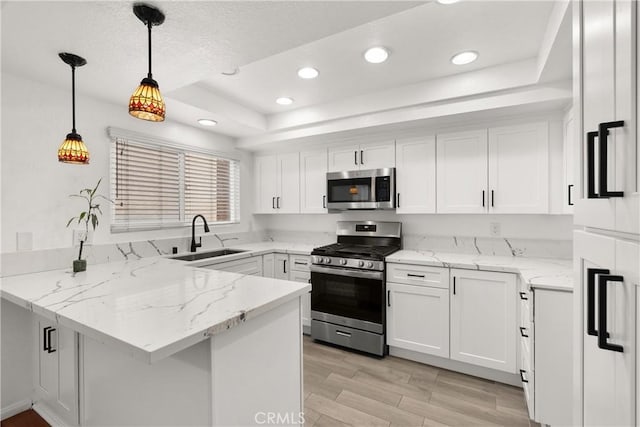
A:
147,20,153,79
71,65,76,133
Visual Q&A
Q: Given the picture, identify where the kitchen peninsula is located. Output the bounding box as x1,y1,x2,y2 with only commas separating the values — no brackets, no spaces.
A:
1,256,309,426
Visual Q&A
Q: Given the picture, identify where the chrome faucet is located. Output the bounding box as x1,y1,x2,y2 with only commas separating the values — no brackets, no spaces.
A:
190,215,210,252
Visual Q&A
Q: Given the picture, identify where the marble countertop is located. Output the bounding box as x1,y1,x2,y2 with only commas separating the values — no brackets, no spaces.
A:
386,250,573,291
0,255,310,364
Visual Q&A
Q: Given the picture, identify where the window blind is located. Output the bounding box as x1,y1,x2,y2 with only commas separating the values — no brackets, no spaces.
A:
111,137,240,232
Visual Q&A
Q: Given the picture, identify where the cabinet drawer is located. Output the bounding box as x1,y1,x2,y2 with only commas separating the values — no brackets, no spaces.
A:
202,257,263,276
290,255,311,272
289,270,311,284
387,263,449,288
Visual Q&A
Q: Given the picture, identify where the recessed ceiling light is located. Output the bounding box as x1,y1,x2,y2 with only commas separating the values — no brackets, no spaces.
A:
198,119,217,126
451,50,478,65
437,0,460,4
298,67,319,79
276,97,294,105
364,47,389,64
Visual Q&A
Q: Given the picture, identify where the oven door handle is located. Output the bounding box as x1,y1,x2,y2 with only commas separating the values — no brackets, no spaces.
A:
310,265,384,281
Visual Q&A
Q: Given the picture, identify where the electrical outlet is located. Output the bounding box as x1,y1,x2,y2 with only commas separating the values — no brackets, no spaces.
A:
73,229,87,246
490,222,501,237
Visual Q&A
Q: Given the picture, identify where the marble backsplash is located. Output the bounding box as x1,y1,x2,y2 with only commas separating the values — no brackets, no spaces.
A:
1,228,572,277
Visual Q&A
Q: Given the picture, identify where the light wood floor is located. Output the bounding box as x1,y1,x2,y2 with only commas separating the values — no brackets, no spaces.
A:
303,336,537,427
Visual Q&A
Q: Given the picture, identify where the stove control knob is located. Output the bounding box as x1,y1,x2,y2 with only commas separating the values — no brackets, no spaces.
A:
340,259,347,265
358,261,364,267
367,262,374,268
324,257,331,264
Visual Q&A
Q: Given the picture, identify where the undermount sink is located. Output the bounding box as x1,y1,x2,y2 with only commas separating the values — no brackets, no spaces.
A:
170,249,247,262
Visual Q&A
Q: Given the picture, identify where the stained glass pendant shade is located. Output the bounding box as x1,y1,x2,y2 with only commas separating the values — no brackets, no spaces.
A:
58,52,89,164
129,4,166,122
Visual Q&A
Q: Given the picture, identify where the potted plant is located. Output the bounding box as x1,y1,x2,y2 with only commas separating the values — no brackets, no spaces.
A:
66,178,110,272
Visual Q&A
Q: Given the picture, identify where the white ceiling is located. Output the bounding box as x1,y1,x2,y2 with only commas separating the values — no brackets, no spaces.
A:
1,1,571,145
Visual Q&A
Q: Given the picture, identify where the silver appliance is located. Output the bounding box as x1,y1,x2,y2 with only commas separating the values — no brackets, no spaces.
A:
326,168,395,211
310,221,402,356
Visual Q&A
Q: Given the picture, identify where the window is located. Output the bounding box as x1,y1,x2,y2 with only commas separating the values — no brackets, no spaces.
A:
110,133,240,232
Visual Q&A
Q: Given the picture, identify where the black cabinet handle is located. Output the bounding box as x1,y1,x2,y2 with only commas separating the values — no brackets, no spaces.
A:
43,327,56,353
597,273,624,352
453,276,456,295
407,273,425,278
397,193,400,208
598,121,625,198
283,259,287,274
519,291,528,301
272,197,276,209
323,195,326,209
587,268,609,337
568,184,574,206
354,151,358,166
586,131,599,198
276,197,281,209
519,369,528,383
491,190,495,207
387,290,391,307
519,327,529,338
360,150,364,165
482,190,485,207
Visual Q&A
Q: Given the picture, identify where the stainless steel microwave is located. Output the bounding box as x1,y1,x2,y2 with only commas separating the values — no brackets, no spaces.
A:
326,168,396,210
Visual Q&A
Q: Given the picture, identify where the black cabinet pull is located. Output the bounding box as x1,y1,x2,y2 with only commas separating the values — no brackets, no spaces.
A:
519,369,529,383
397,193,400,208
272,197,276,209
482,190,485,207
597,273,624,352
519,291,528,300
43,326,51,351
43,327,56,353
453,276,456,295
598,121,625,198
586,131,599,198
283,259,287,274
360,150,364,165
276,197,281,209
387,290,391,307
323,195,326,209
587,268,609,337
519,327,529,338
568,184,574,206
491,190,494,207
354,151,358,166
407,273,425,278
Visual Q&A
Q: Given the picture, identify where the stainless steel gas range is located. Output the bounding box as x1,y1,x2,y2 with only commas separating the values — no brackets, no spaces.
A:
310,221,402,356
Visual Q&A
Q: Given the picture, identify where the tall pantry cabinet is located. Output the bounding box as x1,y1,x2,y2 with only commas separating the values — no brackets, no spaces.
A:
573,1,639,425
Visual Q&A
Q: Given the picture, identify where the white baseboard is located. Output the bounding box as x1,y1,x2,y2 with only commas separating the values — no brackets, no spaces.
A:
1,399,32,421
32,402,72,427
389,346,521,387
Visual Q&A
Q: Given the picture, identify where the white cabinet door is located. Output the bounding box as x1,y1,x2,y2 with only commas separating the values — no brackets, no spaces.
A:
576,0,638,233
575,231,636,427
564,108,577,213
387,282,449,358
290,270,311,330
276,152,300,214
359,141,395,170
436,130,488,213
300,149,328,213
328,144,360,172
395,137,436,213
450,269,516,373
254,155,278,213
34,316,79,426
488,122,549,213
275,253,289,280
262,254,275,278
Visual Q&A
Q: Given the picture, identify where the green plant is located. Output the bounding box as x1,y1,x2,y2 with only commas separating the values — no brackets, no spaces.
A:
66,178,110,261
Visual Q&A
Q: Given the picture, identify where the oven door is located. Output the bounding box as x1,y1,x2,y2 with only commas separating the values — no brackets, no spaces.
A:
310,264,385,334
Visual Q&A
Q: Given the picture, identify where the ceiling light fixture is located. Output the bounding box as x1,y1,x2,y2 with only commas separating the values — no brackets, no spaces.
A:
437,0,460,4
198,119,218,127
128,3,166,122
57,52,89,164
297,67,319,79
276,97,294,106
451,50,478,65
364,47,389,64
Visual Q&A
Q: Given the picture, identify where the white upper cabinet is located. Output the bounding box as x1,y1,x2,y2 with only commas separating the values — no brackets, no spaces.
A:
300,149,328,213
436,129,488,213
575,0,638,233
488,122,549,213
395,136,436,213
327,141,395,172
450,269,517,373
563,108,577,214
254,153,300,214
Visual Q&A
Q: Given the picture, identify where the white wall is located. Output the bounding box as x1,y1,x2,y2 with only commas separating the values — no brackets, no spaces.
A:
1,72,255,253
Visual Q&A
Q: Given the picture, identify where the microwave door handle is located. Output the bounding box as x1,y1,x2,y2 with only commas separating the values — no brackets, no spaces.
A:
354,151,358,166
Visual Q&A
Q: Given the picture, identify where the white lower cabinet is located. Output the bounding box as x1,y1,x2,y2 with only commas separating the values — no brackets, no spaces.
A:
274,253,289,280
202,256,263,276
289,256,311,334
450,269,517,373
262,253,275,278
33,315,79,426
